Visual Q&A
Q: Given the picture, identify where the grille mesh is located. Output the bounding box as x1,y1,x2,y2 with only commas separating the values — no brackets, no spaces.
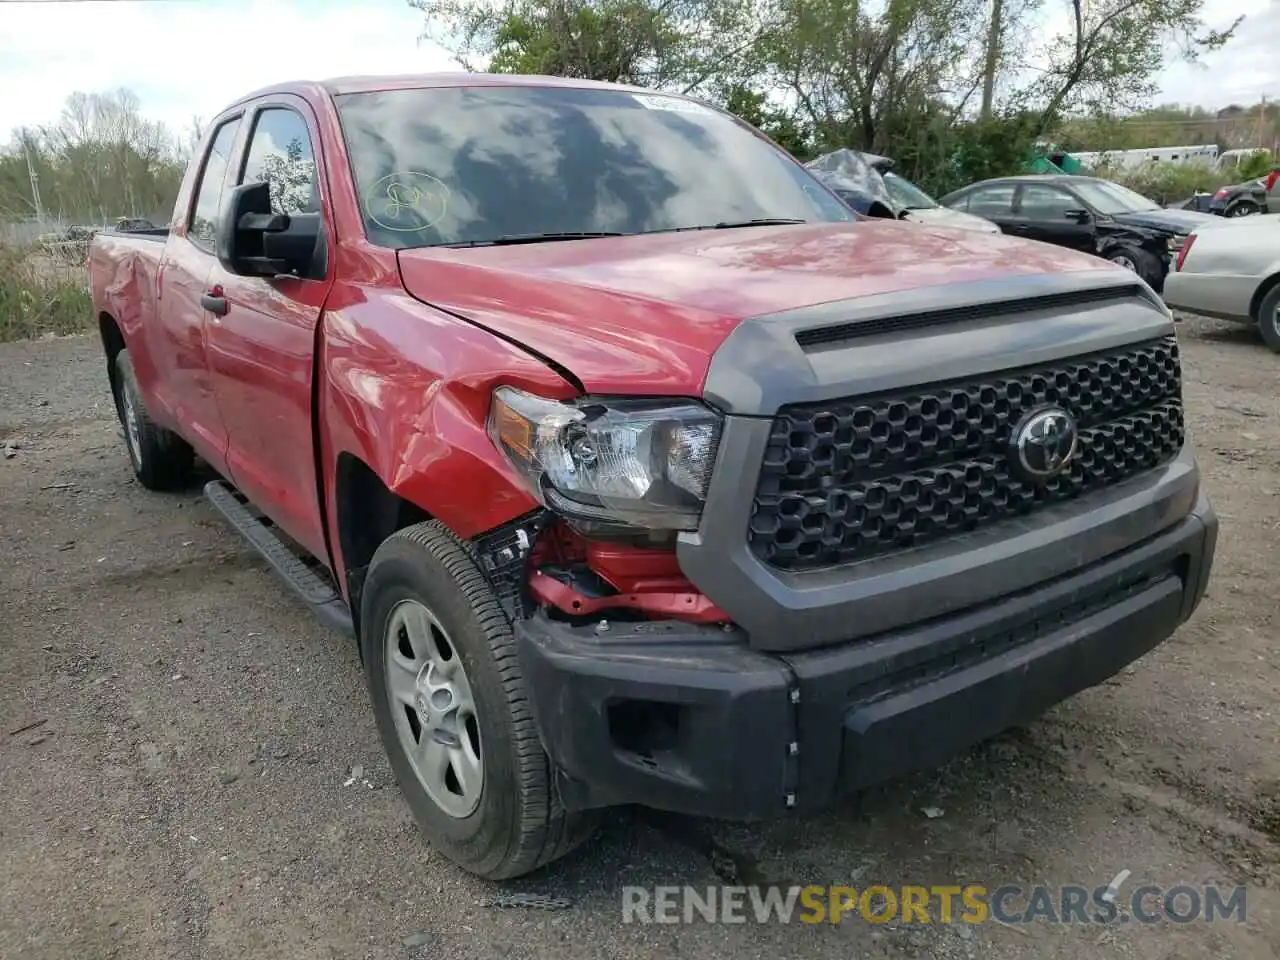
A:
749,336,1183,570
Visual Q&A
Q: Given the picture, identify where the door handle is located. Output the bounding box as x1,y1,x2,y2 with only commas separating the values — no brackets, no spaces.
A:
201,286,229,316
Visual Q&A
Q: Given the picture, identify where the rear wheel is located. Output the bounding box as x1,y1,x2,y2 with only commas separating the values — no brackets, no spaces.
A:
112,349,193,490
1256,285,1280,353
360,521,596,879
1226,200,1260,218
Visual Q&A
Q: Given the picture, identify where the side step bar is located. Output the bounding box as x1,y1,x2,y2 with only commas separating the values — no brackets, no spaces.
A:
204,480,353,636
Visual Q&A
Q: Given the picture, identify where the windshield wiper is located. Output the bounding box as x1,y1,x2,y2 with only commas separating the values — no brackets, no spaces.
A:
642,217,810,236
710,218,809,229
447,231,625,248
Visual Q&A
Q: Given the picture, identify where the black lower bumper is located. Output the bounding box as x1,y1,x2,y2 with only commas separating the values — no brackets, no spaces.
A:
515,496,1217,820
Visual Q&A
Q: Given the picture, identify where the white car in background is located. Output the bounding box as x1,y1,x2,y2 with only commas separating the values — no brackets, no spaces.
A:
882,171,1002,234
1164,216,1280,352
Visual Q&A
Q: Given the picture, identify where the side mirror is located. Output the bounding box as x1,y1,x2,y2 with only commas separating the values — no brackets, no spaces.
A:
216,181,325,280
1063,208,1092,224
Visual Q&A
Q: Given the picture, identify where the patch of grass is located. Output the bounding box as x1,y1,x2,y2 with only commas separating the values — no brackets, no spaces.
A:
0,243,95,342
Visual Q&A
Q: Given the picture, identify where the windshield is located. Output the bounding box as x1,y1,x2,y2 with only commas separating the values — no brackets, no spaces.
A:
334,86,852,248
1073,180,1160,215
883,172,937,210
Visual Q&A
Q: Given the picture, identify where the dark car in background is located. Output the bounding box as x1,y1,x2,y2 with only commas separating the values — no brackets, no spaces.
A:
1206,178,1270,218
938,175,1217,291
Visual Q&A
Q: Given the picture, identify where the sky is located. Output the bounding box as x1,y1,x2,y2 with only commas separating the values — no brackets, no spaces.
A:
0,0,1274,142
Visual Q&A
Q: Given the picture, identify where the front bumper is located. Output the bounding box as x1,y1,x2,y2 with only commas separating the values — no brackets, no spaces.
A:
516,493,1216,820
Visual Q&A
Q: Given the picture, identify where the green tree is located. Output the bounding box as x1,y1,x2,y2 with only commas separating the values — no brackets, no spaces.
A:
722,85,813,158
410,0,771,93
1018,0,1241,133
756,0,990,181
1,88,185,225
402,0,1251,195
1236,149,1274,181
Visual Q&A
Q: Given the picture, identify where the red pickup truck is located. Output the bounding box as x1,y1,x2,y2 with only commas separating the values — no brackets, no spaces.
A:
89,73,1218,880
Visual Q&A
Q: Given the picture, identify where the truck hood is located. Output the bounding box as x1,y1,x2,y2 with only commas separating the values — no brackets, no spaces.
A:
396,221,1116,396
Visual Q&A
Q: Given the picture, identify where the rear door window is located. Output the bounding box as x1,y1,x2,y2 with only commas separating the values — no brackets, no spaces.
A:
1017,184,1077,221
967,185,1016,219
188,118,242,252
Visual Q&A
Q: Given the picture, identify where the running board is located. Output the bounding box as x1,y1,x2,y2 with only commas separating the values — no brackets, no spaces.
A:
203,480,354,636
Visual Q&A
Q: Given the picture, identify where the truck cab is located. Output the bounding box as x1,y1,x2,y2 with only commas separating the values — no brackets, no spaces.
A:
89,73,1217,881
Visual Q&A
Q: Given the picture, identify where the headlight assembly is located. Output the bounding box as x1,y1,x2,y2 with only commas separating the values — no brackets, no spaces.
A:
488,387,722,531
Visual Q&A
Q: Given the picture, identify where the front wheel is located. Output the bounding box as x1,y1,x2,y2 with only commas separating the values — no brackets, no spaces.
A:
1256,285,1280,354
360,521,596,879
1106,246,1162,289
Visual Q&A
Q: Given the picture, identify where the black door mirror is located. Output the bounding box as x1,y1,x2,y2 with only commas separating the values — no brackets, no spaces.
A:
1063,208,1092,224
216,181,325,280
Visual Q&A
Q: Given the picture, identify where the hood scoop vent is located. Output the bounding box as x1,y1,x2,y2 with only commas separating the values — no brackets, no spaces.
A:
795,283,1145,351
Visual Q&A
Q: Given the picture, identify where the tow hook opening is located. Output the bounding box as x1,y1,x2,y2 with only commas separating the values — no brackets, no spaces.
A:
607,699,682,766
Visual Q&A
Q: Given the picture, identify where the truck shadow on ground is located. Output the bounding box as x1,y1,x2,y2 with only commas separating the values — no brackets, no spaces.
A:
504,721,1107,897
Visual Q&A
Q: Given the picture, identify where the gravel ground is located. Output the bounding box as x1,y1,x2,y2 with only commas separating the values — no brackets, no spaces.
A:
1,318,1278,960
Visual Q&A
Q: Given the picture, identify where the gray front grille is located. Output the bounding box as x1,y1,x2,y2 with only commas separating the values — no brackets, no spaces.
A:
748,336,1183,571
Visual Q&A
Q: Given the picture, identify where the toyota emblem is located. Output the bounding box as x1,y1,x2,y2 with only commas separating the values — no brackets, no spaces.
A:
1010,407,1078,482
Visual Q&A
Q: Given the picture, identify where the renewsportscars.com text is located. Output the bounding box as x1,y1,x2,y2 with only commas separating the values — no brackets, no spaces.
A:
621,884,1247,925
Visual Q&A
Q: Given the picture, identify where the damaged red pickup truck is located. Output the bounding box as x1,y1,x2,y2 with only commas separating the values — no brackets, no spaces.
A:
89,73,1217,879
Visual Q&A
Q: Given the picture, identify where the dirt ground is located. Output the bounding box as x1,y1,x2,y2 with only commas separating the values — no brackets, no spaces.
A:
1,317,1278,960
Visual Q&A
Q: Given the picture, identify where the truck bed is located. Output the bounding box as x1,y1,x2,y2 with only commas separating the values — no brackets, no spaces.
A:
100,227,169,241
88,229,168,344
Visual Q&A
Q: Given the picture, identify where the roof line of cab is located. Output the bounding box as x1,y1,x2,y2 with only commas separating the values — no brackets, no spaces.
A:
220,71,673,113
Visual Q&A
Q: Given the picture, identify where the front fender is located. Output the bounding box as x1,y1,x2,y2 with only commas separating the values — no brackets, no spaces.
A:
1097,227,1163,257
318,282,578,581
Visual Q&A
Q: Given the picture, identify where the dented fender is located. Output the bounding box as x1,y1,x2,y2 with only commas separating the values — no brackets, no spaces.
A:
90,233,167,418
317,270,579,593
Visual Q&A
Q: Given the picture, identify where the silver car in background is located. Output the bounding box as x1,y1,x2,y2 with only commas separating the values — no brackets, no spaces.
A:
1164,216,1280,352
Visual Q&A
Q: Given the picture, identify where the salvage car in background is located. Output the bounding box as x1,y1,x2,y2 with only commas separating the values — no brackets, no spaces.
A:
1206,177,1271,218
1164,215,1280,352
939,175,1217,291
806,149,999,233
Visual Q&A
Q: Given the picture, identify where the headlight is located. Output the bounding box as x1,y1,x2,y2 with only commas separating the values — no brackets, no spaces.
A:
488,387,722,531
1167,234,1187,252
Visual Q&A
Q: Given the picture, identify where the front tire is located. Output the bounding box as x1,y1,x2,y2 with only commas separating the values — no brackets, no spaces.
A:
1256,285,1280,353
112,349,193,490
360,521,596,879
1107,246,1162,289
1226,200,1260,218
